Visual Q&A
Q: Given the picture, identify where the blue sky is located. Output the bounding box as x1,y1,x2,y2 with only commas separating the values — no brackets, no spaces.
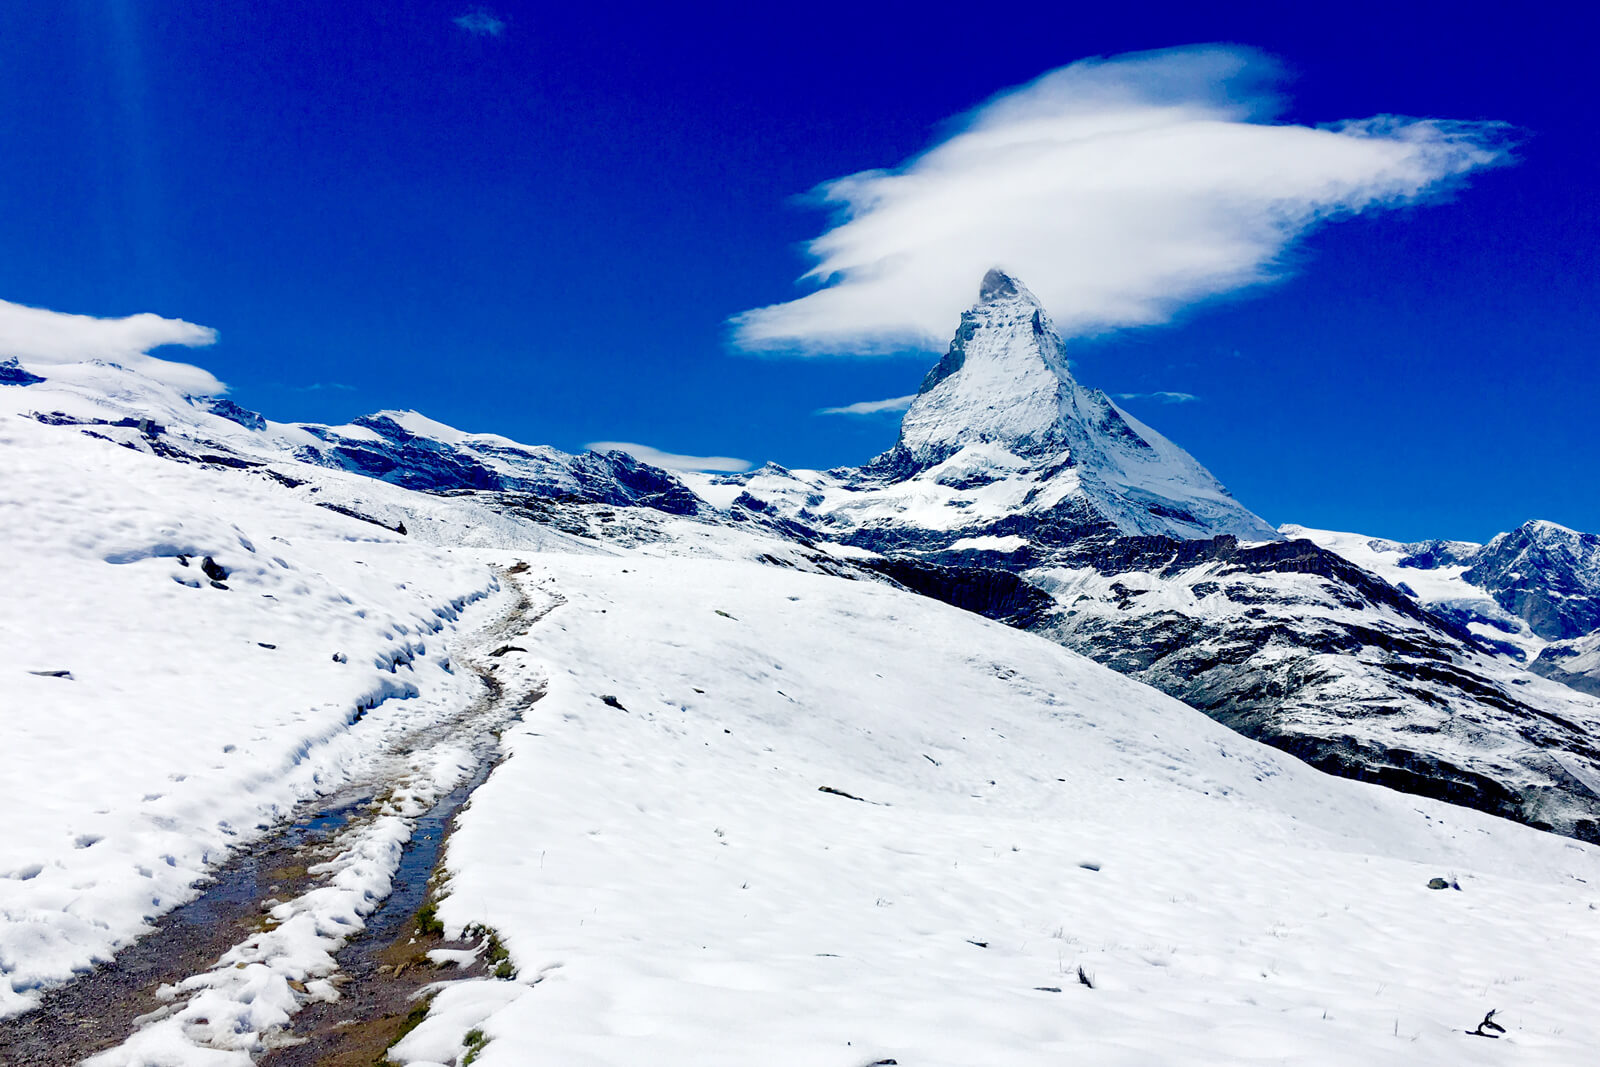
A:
1,1,1594,542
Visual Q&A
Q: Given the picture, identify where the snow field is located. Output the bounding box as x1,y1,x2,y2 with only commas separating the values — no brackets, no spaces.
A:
398,554,1600,1066
0,410,505,1018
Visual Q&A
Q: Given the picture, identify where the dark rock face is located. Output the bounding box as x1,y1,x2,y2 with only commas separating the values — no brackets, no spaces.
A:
0,358,46,386
863,557,1055,628
997,532,1600,839
288,415,707,518
199,397,268,432
1463,522,1600,640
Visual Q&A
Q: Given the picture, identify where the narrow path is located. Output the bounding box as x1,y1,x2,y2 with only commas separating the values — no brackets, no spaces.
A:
0,563,557,1067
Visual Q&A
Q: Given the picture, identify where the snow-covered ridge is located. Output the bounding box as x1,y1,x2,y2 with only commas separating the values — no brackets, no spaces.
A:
1286,520,1600,656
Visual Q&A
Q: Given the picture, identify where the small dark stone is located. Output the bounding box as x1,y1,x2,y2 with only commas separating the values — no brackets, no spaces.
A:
258,643,277,650
201,556,228,582
1427,877,1450,890
600,694,627,710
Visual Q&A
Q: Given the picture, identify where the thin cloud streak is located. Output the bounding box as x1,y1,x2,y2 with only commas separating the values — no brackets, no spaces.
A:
1114,391,1198,403
587,440,752,473
816,394,917,416
0,298,221,394
731,45,1512,354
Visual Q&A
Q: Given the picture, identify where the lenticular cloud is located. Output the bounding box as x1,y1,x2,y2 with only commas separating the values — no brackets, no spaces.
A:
0,299,221,393
731,45,1512,354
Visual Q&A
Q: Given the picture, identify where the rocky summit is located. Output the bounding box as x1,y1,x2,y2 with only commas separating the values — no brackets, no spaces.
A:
861,268,1279,544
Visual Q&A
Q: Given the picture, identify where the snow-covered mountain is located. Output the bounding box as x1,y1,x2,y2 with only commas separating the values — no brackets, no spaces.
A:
687,270,1276,556
6,354,1600,1065
12,279,1600,847
1286,522,1600,704
682,274,1600,842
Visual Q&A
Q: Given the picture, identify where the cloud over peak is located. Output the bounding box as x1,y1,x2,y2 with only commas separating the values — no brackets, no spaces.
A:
815,394,917,416
0,298,222,394
731,45,1511,355
587,441,751,473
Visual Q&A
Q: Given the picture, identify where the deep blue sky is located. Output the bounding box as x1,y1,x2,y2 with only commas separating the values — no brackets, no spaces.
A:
2,1,1594,542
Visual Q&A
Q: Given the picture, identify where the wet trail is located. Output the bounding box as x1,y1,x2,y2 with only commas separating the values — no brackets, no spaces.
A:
0,565,557,1067
0,795,374,1067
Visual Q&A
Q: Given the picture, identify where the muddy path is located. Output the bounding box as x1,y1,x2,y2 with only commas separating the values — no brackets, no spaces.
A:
0,563,556,1066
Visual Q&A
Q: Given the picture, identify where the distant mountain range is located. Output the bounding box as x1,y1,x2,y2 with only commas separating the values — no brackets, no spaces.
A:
6,274,1598,842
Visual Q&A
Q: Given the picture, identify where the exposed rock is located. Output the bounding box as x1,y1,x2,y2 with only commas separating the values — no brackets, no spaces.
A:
0,357,45,386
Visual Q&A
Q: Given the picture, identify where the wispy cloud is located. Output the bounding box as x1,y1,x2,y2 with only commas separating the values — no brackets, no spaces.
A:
0,298,221,393
453,8,506,36
587,440,752,473
1114,391,1198,404
816,394,917,416
731,45,1511,354
295,382,356,392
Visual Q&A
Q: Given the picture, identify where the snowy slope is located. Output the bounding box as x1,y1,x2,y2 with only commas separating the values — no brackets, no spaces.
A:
0,386,516,1019
1283,525,1541,660
393,553,1600,1066
1290,520,1600,654
7,339,1600,1063
1533,631,1600,696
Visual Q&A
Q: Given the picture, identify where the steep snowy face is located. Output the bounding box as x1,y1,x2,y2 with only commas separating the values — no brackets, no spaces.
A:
897,270,1078,462
880,269,1276,542
1465,520,1600,640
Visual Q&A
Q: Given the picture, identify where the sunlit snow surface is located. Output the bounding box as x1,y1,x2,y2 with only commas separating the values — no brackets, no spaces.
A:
0,398,504,1019
3,367,1599,1064
402,555,1600,1066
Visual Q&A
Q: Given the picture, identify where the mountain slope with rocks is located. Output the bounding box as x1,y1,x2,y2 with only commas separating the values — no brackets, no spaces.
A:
687,273,1600,841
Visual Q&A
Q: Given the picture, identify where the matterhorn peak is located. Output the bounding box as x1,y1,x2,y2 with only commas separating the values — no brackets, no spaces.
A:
879,269,1278,542
978,267,1034,305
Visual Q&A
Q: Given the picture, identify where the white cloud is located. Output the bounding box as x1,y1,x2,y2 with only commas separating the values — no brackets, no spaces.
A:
454,9,506,36
587,441,752,473
1114,391,1198,403
816,394,917,416
0,298,222,394
731,46,1511,354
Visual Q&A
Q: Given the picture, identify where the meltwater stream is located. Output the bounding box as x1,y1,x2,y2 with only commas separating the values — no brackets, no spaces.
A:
0,791,374,1067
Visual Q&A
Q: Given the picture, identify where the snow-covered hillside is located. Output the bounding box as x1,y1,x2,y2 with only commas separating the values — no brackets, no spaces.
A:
0,390,512,1019
676,277,1600,844
394,552,1600,1066
5,329,1600,1064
